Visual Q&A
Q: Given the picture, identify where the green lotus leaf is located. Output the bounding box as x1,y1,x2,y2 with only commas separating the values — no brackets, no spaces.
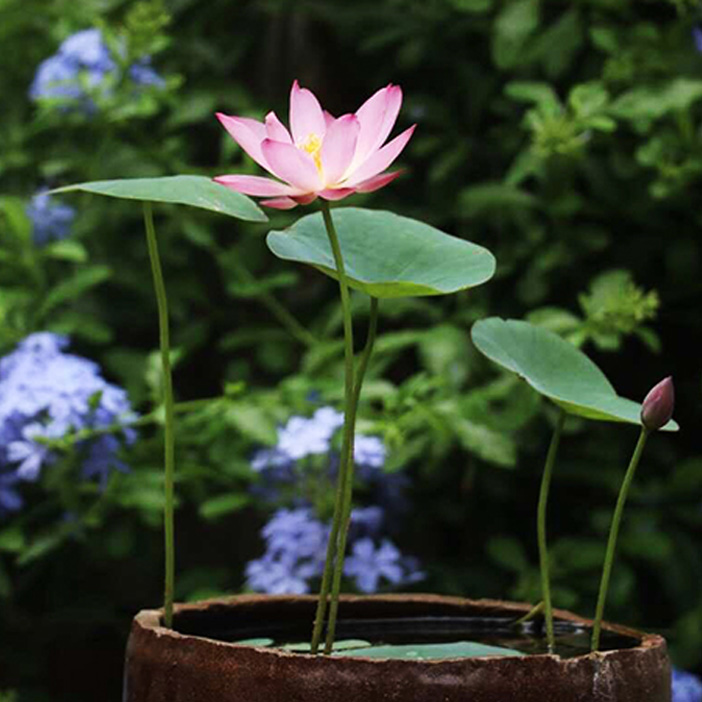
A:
471,318,678,431
52,175,267,222
266,208,495,299
233,638,274,647
332,641,524,660
280,639,372,653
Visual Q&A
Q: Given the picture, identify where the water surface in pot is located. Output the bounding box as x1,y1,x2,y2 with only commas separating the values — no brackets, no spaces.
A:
173,612,640,659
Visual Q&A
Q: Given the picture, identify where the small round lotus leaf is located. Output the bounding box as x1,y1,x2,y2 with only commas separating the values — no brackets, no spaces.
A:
266,208,495,299
471,318,678,431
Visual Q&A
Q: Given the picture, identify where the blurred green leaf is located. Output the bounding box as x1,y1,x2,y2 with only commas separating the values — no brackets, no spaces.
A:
493,0,540,69
459,182,537,218
39,265,111,316
0,527,25,553
224,403,277,444
610,79,702,123
487,536,529,572
199,493,251,521
42,239,88,263
450,417,517,467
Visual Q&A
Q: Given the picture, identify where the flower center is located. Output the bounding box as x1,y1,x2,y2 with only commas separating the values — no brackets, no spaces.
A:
300,133,323,173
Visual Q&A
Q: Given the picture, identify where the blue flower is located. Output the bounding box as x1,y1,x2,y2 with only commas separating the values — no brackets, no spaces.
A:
29,55,85,102
29,29,115,107
250,406,387,501
344,538,424,594
26,190,76,245
245,508,329,594
246,506,423,595
60,29,115,69
262,508,329,561
694,27,702,54
673,669,702,702
354,435,386,469
276,407,343,460
0,469,23,517
29,28,164,111
0,332,137,514
83,433,132,488
349,505,385,535
129,58,165,87
7,422,63,480
251,406,386,483
246,406,422,594
245,557,311,595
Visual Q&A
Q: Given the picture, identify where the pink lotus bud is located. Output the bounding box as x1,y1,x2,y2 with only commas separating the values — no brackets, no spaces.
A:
641,376,675,431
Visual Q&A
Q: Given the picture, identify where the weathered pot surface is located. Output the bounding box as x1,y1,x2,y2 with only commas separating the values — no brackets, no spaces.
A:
123,594,671,702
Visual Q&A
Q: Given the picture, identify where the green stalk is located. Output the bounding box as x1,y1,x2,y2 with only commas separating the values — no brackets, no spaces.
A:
591,427,650,651
261,290,318,348
44,396,234,449
324,296,379,655
537,409,565,653
310,201,356,654
231,258,316,347
143,203,176,629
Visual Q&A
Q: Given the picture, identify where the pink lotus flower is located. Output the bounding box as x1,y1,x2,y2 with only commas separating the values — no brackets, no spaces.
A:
214,81,415,210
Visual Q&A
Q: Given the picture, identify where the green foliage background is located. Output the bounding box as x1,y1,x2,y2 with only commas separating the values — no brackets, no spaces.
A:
1,0,701,699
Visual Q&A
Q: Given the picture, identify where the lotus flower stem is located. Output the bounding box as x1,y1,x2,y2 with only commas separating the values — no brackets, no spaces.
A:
591,426,650,651
537,409,566,652
324,296,379,655
143,202,176,629
311,201,356,653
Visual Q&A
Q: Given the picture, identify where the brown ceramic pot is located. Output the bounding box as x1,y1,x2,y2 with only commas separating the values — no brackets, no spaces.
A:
123,594,671,702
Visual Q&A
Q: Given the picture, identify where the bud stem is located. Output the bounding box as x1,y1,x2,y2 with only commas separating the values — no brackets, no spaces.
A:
591,426,650,651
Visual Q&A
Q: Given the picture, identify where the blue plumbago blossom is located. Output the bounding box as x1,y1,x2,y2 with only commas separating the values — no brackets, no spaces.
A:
694,27,702,54
246,406,422,594
246,508,329,595
128,58,166,87
673,669,702,702
26,190,76,245
349,505,385,534
251,407,389,488
276,406,344,460
354,434,387,469
0,469,23,516
246,507,423,595
0,332,137,514
345,538,423,594
29,28,164,110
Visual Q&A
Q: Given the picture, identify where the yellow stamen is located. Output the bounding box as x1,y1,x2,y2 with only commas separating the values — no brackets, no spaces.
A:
300,133,323,173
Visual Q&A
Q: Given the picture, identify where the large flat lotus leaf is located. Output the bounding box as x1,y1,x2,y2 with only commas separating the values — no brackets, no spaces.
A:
53,176,267,222
471,318,678,431
266,208,495,299
332,641,524,660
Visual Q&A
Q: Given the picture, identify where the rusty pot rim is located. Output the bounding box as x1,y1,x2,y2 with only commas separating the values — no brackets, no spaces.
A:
132,593,666,666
